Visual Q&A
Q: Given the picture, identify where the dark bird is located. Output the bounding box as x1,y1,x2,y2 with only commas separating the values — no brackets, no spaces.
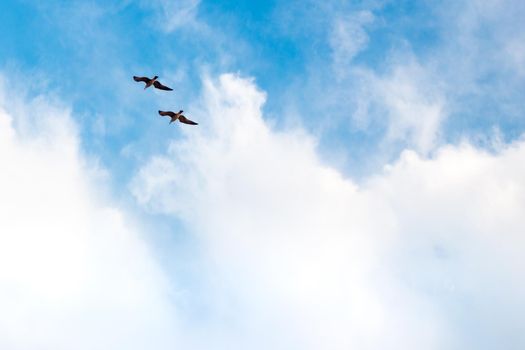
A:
158,110,198,125
133,76,173,91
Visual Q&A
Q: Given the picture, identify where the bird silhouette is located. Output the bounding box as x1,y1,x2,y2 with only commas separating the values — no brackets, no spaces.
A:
158,110,198,125
133,76,173,91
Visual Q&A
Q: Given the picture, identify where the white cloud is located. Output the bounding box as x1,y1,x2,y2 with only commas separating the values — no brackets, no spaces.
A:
131,73,525,349
2,68,523,350
0,78,179,350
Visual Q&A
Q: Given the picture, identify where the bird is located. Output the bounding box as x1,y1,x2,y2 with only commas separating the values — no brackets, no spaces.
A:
133,76,173,91
158,110,198,125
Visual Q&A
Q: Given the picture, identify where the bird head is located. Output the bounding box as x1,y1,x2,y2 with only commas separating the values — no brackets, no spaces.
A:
179,110,183,114
153,75,159,80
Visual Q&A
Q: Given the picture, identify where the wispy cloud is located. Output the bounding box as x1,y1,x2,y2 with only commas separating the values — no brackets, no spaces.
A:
353,57,447,154
143,0,202,32
330,11,374,76
278,0,525,168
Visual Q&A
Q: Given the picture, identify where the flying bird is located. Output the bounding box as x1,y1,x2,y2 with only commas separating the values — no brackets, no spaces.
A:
133,76,173,91
158,110,198,125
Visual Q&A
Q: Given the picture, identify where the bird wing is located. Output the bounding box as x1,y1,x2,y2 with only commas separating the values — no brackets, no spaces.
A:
178,115,198,125
133,76,150,83
158,110,175,117
153,81,173,91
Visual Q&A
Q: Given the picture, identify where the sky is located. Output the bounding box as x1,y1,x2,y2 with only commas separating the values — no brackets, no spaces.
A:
0,0,524,349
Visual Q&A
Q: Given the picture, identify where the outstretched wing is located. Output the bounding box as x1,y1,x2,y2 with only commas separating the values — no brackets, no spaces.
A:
179,115,198,125
153,80,173,91
158,110,175,118
133,76,150,83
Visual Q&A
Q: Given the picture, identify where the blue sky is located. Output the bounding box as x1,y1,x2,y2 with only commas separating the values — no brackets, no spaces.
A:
2,0,524,179
1,0,525,349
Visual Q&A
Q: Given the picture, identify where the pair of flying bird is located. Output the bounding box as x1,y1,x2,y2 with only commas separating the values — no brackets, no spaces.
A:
133,75,198,126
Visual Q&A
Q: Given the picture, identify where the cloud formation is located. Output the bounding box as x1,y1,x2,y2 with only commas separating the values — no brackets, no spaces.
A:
132,73,525,349
1,59,523,350
2,0,525,347
0,78,178,350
